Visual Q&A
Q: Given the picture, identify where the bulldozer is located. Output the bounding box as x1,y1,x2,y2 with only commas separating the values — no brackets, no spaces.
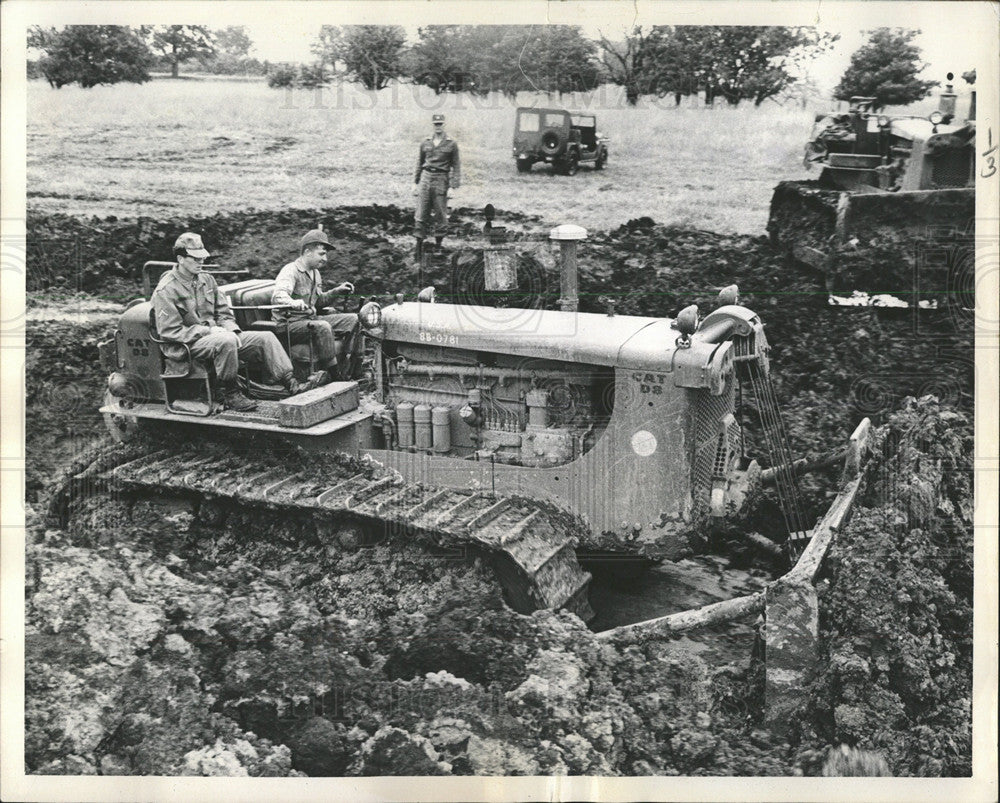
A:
51,219,823,624
768,73,976,300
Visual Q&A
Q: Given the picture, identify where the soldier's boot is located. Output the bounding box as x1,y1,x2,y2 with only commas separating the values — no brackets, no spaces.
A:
283,371,329,396
414,238,424,261
221,383,258,412
305,369,331,389
434,236,444,254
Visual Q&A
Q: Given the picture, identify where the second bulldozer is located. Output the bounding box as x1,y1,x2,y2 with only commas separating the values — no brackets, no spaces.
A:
768,73,976,301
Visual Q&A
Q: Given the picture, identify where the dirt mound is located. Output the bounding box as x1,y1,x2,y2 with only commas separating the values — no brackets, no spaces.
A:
25,315,111,502
25,205,542,301
807,398,974,776
28,400,971,776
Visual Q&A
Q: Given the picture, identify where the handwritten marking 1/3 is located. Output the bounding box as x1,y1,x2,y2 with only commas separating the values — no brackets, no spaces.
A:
983,127,997,179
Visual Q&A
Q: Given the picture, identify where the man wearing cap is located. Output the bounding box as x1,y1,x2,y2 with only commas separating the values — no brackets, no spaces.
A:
152,232,301,413
271,228,359,381
413,113,461,260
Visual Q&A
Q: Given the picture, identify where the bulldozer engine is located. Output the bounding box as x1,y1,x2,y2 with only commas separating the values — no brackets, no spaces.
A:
804,77,975,193
368,297,767,555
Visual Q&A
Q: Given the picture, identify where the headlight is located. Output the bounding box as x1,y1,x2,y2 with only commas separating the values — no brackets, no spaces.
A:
359,301,382,330
877,115,890,128
674,304,699,338
929,110,944,125
107,372,131,397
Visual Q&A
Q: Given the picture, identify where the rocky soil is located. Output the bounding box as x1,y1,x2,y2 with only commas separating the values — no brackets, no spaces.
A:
23,204,975,776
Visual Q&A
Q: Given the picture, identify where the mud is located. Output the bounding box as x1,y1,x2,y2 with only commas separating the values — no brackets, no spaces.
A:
23,205,974,776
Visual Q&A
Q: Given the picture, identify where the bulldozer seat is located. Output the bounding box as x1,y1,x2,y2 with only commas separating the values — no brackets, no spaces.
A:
147,307,214,415
226,279,276,330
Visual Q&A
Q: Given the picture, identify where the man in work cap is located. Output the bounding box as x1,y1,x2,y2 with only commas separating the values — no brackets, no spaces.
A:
271,227,360,381
413,112,460,260
152,232,302,412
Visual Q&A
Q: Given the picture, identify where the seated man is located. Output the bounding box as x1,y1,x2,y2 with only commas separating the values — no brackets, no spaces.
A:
152,232,303,413
271,228,359,381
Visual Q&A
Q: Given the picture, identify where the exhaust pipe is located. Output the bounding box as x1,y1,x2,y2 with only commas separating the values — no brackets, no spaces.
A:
938,72,957,122
550,224,587,312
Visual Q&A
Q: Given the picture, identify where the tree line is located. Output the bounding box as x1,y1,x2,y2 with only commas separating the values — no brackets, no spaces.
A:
27,25,267,87
28,24,943,109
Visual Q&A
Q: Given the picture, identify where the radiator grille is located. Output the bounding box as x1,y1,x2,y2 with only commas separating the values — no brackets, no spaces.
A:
692,377,738,510
931,151,970,188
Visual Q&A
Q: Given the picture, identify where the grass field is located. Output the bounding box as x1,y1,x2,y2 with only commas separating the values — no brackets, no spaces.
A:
26,78,815,234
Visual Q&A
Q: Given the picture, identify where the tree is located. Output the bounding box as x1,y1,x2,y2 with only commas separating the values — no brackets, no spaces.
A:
708,27,838,107
405,26,482,94
834,28,938,110
313,25,406,90
203,26,265,76
499,26,601,97
145,25,215,78
599,25,836,107
404,25,599,98
27,25,54,51
213,26,252,59
597,26,670,106
32,25,153,89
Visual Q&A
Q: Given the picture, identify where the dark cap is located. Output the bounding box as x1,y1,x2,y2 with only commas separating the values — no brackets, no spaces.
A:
299,229,332,252
432,113,445,124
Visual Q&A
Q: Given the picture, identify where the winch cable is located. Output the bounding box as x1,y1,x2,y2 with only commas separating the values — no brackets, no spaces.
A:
744,357,811,557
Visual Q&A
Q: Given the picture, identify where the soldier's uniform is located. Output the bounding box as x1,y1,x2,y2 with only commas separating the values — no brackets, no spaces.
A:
152,267,293,386
272,254,359,379
414,113,461,249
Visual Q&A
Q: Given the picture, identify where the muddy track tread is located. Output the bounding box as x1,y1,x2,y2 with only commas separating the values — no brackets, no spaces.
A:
45,441,152,527
69,442,594,621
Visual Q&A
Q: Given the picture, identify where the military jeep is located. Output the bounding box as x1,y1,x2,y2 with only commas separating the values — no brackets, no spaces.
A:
513,107,609,175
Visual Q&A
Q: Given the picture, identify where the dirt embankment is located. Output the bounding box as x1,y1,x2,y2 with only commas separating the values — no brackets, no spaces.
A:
24,206,974,776
26,398,973,777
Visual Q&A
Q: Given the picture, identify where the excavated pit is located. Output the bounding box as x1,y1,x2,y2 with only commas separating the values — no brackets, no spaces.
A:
24,205,974,776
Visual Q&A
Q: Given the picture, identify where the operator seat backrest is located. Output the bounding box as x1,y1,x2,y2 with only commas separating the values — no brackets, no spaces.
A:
225,279,277,329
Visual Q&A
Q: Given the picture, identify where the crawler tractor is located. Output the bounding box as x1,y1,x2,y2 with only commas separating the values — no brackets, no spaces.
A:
768,74,976,295
56,223,811,623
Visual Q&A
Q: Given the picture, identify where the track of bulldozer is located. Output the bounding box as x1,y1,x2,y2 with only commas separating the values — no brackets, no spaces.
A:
47,438,595,622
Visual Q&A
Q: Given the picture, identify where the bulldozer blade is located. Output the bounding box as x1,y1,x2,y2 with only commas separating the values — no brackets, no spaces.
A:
768,181,974,299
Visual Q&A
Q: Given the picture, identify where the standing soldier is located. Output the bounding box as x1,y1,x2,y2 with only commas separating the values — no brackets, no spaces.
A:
413,112,461,260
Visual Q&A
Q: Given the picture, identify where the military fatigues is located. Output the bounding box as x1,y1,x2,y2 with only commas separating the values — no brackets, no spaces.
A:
414,134,461,239
272,257,358,375
152,268,293,384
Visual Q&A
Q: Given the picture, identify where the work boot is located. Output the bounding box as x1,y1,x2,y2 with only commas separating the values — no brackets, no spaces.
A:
303,370,329,390
284,370,328,396
221,385,258,412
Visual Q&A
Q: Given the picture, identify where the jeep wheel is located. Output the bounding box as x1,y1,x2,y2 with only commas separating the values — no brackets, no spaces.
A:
516,158,532,173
